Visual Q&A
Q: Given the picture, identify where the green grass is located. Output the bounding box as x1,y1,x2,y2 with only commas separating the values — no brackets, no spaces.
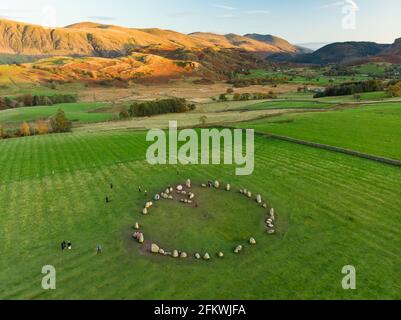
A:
239,100,334,110
0,102,114,126
236,102,401,160
351,63,391,76
0,129,400,299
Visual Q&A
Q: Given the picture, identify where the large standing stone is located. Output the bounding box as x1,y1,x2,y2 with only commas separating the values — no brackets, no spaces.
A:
134,222,140,230
214,181,220,189
145,202,153,209
226,184,231,191
203,253,211,260
139,233,144,244
249,238,257,245
159,248,165,255
195,253,201,259
153,194,161,201
218,252,224,258
151,243,160,253
172,250,179,258
247,191,252,198
180,252,188,258
186,179,191,188
256,194,262,204
142,208,148,215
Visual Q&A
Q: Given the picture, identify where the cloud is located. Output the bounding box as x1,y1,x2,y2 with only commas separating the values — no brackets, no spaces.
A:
245,10,270,15
87,16,117,21
211,4,238,11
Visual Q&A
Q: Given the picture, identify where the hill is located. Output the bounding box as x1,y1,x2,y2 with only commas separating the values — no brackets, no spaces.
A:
244,33,303,53
270,41,391,64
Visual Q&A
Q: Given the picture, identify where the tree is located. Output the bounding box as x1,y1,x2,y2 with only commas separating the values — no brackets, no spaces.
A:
20,122,31,137
50,109,72,133
219,93,228,102
200,115,207,126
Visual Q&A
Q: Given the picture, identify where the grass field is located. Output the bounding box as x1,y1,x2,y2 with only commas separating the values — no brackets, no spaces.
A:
0,102,114,126
0,129,401,299
235,102,401,160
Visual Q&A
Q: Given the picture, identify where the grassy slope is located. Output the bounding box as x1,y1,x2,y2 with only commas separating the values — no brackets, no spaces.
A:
0,130,400,299
236,103,401,160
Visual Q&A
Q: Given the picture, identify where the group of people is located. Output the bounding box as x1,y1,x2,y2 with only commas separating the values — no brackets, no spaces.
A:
61,240,72,251
60,241,102,254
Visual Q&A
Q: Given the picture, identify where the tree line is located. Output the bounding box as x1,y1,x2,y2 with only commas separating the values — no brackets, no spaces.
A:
0,94,77,110
314,80,384,98
121,98,195,119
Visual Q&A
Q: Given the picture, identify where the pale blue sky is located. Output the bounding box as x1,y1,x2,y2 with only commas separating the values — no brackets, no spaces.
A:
0,0,400,44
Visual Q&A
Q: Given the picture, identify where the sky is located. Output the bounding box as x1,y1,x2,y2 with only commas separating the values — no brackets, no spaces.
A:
0,0,400,44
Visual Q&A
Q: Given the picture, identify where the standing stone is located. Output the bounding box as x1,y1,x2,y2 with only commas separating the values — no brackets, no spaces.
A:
159,248,165,255
247,191,252,198
256,194,262,204
234,245,243,254
203,253,211,260
151,243,160,253
262,203,267,208
172,250,179,258
195,253,201,259
154,194,160,201
201,184,207,188
218,252,224,258
177,185,183,191
134,222,140,230
186,179,191,188
243,189,248,195
142,208,148,215
180,252,188,258
249,238,257,245
270,208,275,220
165,188,170,194
267,229,275,235
214,181,220,189
139,233,144,244
226,184,231,191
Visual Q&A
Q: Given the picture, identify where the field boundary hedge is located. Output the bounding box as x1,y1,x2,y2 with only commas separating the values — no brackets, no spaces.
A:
221,126,401,168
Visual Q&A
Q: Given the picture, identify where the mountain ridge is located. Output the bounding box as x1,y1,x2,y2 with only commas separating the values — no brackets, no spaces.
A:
0,18,298,58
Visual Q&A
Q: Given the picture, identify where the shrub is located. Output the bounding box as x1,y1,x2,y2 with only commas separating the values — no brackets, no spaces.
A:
387,81,401,97
20,122,31,137
219,93,227,101
50,109,72,133
119,109,130,120
35,120,49,135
